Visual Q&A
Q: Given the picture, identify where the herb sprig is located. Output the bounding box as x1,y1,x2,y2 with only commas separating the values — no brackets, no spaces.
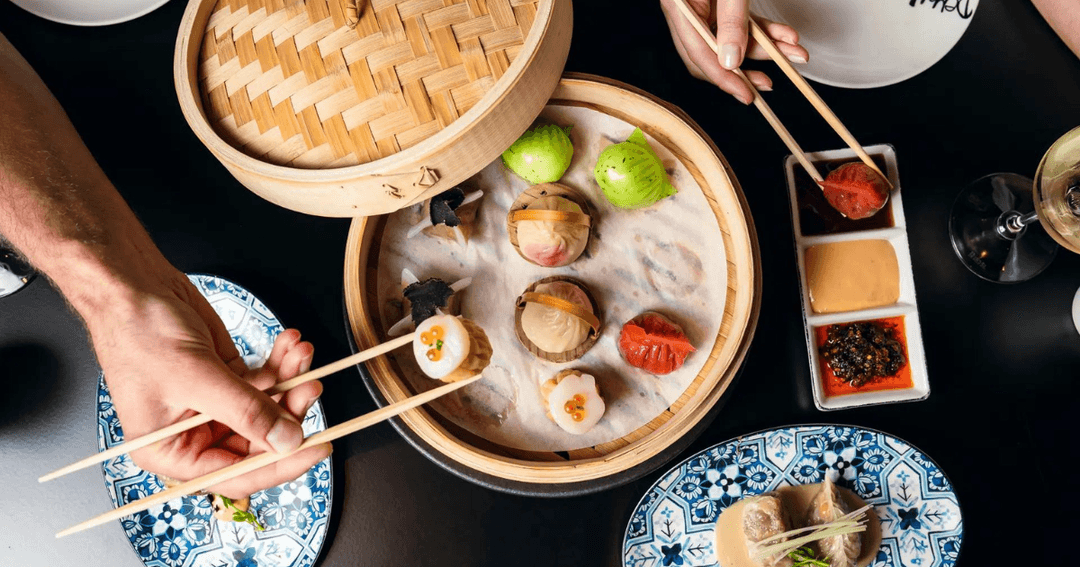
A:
788,546,830,567
218,496,265,531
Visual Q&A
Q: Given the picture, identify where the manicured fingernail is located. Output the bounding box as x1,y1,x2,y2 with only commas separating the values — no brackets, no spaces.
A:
757,84,773,92
266,415,302,453
789,55,808,64
733,92,752,105
720,44,740,70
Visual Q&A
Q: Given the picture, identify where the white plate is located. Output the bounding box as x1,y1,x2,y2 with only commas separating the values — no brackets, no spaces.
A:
10,0,170,26
751,0,979,89
785,145,931,410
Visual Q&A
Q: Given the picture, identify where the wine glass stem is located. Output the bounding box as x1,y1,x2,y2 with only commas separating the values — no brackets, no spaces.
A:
1006,210,1040,233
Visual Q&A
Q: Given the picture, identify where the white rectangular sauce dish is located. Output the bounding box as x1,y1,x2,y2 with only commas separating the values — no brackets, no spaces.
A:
785,144,930,411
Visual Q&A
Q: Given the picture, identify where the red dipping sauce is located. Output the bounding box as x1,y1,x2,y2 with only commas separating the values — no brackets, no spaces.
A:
815,316,913,397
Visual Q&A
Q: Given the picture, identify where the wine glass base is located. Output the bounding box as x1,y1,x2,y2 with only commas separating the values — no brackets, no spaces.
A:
949,173,1059,283
1,251,35,299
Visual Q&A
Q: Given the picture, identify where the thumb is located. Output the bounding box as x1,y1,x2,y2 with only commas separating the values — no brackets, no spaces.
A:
178,356,305,454
715,0,750,70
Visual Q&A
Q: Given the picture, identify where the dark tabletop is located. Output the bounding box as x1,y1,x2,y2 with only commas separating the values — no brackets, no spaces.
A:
1,1,1078,565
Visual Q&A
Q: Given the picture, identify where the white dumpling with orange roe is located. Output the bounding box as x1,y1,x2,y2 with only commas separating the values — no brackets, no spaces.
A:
413,314,492,381
515,196,589,267
541,370,606,435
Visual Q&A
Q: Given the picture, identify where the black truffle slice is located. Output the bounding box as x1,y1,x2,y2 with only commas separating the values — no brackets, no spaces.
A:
403,278,455,324
429,187,466,227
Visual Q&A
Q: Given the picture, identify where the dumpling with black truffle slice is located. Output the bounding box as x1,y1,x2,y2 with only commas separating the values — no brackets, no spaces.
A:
407,186,484,246
742,494,794,567
386,268,472,336
805,477,862,567
539,370,606,435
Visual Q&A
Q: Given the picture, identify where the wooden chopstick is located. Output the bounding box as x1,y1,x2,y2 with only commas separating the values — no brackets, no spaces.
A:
747,18,891,187
56,373,482,538
39,331,418,483
669,0,823,183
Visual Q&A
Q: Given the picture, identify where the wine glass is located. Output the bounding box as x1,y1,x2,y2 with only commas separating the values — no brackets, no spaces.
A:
0,245,35,299
949,126,1080,283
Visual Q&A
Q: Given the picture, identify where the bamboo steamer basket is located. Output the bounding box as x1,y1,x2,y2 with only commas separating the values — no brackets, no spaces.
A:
343,74,761,492
174,0,572,217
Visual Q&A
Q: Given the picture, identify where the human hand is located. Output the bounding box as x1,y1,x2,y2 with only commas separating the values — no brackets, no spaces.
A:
90,270,329,499
660,0,809,104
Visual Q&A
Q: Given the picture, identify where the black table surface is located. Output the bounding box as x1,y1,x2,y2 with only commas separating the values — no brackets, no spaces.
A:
2,1,1078,565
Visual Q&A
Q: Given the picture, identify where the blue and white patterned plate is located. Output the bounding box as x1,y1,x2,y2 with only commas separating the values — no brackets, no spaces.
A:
97,274,333,567
623,425,962,567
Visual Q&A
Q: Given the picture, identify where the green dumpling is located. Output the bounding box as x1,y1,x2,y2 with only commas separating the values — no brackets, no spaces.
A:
594,128,676,209
501,124,574,184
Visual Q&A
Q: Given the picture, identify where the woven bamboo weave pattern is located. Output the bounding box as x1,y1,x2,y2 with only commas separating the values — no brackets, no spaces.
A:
198,0,541,169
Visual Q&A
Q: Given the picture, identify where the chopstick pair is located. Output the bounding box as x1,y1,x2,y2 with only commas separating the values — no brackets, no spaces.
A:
668,0,889,186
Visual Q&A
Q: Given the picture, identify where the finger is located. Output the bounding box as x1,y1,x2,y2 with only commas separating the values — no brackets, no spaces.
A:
754,17,800,46
747,39,809,64
277,341,320,419
246,331,306,392
667,0,754,103
171,356,306,455
261,329,302,377
204,443,332,499
744,70,772,92
715,0,750,70
277,339,314,381
282,380,322,421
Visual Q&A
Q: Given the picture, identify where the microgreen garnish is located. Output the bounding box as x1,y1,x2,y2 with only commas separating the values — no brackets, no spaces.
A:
436,339,443,350
218,496,264,531
788,546,830,567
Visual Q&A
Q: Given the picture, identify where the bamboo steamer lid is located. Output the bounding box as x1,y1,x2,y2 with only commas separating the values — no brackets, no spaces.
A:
174,0,572,217
343,75,762,489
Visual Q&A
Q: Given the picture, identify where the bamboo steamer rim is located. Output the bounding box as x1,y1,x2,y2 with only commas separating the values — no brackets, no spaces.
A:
506,182,593,267
343,73,762,484
173,0,562,183
513,276,602,363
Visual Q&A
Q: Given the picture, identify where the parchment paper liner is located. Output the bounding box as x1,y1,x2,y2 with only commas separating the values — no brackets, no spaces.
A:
514,276,602,363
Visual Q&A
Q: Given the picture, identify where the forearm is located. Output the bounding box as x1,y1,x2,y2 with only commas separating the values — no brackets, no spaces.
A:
0,33,175,322
1032,0,1080,59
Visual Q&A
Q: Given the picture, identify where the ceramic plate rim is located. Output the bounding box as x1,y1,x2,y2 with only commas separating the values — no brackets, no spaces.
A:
10,0,170,27
750,0,979,89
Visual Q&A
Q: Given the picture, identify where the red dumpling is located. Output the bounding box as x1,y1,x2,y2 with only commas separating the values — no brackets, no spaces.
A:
618,312,695,375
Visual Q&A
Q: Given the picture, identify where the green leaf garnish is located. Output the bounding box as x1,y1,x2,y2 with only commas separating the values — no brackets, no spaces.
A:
217,494,265,531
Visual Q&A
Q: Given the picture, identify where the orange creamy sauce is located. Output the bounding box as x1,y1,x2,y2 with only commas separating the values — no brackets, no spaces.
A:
815,317,913,397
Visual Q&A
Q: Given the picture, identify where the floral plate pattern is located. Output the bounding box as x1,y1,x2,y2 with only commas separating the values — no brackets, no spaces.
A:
623,425,962,567
97,274,333,567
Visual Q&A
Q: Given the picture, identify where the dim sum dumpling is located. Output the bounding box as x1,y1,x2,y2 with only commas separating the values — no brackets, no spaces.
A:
520,281,594,353
742,493,794,567
413,314,492,381
540,370,606,435
516,196,589,267
805,477,862,567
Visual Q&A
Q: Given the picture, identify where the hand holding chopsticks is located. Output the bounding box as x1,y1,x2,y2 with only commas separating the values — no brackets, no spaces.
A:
56,373,482,538
39,331,417,483
667,0,888,188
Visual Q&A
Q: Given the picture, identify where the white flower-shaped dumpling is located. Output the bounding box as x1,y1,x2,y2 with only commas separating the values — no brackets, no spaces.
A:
520,281,593,353
548,373,605,435
413,314,470,379
516,196,589,267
